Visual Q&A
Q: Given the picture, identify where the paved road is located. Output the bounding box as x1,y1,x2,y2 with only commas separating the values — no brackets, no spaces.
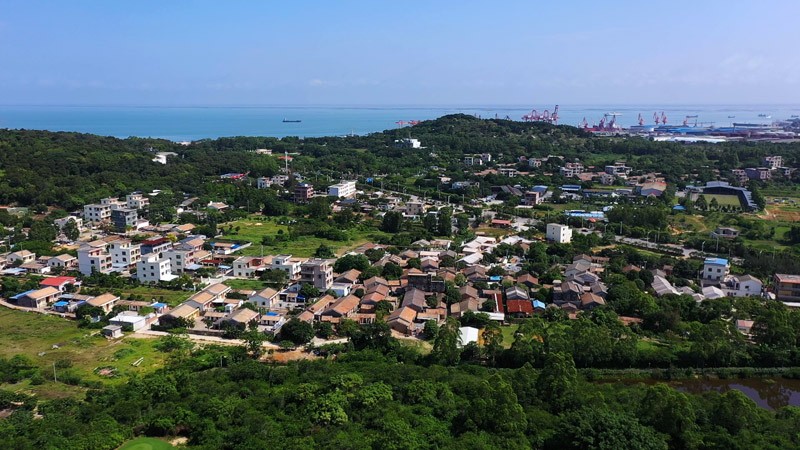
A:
613,236,694,258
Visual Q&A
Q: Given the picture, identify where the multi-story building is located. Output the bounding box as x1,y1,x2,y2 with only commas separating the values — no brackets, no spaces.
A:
464,155,483,166
126,193,150,210
731,169,749,185
327,180,357,199
232,256,271,278
84,204,111,223
528,158,543,168
300,259,333,291
600,173,616,185
393,138,422,149
101,197,126,208
524,191,542,206
745,167,771,181
763,156,783,170
546,223,572,244
136,254,177,284
54,216,83,233
702,257,730,284
774,274,800,302
140,237,172,258
271,254,303,279
257,175,288,189
405,202,424,216
109,239,141,271
78,245,112,275
560,162,584,178
604,163,631,177
294,183,314,203
110,208,138,232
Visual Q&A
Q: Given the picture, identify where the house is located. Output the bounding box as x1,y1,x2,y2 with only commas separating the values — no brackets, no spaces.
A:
109,239,142,271
40,276,79,293
401,288,428,312
260,312,287,334
319,295,361,322
652,275,679,297
552,280,582,305
20,262,51,275
46,254,77,269
546,223,572,244
54,216,83,234
271,254,303,279
334,269,362,285
387,306,417,334
162,303,200,326
491,219,513,229
109,312,148,331
702,258,730,285
505,286,529,301
726,275,763,298
249,288,279,309
294,183,314,203
736,319,755,335
102,325,124,339
300,259,334,290
711,227,739,239
87,293,120,313
232,256,271,278
126,193,150,210
136,254,177,284
394,138,422,149
84,203,111,223
13,287,61,309
637,181,668,197
506,299,533,318
7,250,35,265
580,292,605,309
774,274,800,302
744,167,771,181
222,308,260,328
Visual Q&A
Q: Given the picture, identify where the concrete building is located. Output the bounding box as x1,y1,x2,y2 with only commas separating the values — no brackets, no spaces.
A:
109,240,141,271
394,138,422,149
271,254,303,279
125,193,150,210
232,256,270,278
78,245,112,276
702,258,730,284
546,223,572,244
300,259,333,291
110,208,138,232
294,183,314,203
763,156,783,170
54,216,83,233
774,274,800,302
136,254,177,284
405,202,424,216
745,167,771,181
327,180,357,199
604,163,631,177
83,203,111,223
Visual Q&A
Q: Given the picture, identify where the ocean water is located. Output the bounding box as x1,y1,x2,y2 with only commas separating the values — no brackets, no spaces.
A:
0,104,798,141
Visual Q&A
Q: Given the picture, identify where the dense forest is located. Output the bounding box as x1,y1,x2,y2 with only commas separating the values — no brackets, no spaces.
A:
3,328,800,450
2,116,799,210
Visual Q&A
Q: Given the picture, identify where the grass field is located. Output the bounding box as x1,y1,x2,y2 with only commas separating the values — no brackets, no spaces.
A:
702,194,743,208
223,278,268,291
118,437,174,450
0,309,166,395
120,286,192,307
501,324,520,349
220,216,389,257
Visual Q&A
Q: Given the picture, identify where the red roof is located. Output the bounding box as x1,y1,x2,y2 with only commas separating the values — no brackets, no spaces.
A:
40,276,77,287
506,299,533,314
493,292,504,313
491,219,512,226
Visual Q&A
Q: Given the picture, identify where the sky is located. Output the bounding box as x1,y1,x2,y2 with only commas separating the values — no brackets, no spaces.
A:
0,0,798,106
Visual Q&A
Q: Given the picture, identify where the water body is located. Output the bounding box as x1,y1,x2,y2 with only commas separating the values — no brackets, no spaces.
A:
0,104,799,141
605,377,800,411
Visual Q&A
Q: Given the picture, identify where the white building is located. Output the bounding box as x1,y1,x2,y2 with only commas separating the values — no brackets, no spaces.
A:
136,254,178,284
405,202,425,216
726,274,763,297
546,223,572,244
164,247,198,274
77,245,112,276
328,180,357,199
271,254,303,279
394,138,422,149
54,216,83,232
126,194,150,210
702,258,730,284
257,175,288,189
109,240,141,271
83,204,111,223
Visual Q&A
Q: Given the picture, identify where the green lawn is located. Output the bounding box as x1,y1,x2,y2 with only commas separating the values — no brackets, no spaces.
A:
220,216,389,257
500,324,520,349
0,309,166,395
118,437,174,450
120,286,192,307
702,194,743,208
223,279,268,291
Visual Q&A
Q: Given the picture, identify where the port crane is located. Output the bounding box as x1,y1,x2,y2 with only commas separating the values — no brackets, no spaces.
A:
638,114,644,126
522,104,559,124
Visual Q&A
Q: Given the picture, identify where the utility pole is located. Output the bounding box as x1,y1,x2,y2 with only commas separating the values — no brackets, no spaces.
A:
53,361,57,383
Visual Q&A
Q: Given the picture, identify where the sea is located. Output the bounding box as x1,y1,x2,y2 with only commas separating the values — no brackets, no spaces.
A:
0,104,798,142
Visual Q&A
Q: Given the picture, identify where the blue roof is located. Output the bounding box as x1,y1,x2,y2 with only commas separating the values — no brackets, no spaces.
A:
151,302,168,308
561,184,582,191
532,300,546,309
11,289,37,300
532,185,548,193
704,257,729,266
265,311,279,316
489,276,503,282
673,205,686,210
53,301,69,307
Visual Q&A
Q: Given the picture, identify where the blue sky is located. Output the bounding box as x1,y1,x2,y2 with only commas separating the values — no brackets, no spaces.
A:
0,0,797,106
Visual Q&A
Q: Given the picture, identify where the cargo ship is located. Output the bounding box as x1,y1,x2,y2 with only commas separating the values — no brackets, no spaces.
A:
282,118,301,123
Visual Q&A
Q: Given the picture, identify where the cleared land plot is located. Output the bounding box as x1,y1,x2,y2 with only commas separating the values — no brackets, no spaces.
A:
0,309,166,391
118,437,174,450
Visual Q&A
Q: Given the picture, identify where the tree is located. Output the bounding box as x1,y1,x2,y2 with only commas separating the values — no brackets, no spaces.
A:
307,197,332,220
381,211,403,233
333,254,370,273
709,197,719,210
437,208,452,236
314,243,335,258
695,194,708,211
242,329,266,358
422,320,439,340
279,318,314,345
381,262,402,279
431,317,461,365
62,219,80,241
482,322,503,365
314,321,334,339
28,220,57,242
638,384,697,447
299,283,321,300
536,352,578,413
550,407,668,450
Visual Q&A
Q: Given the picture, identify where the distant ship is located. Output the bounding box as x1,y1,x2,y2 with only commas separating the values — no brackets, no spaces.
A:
758,114,771,118
282,118,302,123
728,115,736,119
686,114,699,118
791,115,799,118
